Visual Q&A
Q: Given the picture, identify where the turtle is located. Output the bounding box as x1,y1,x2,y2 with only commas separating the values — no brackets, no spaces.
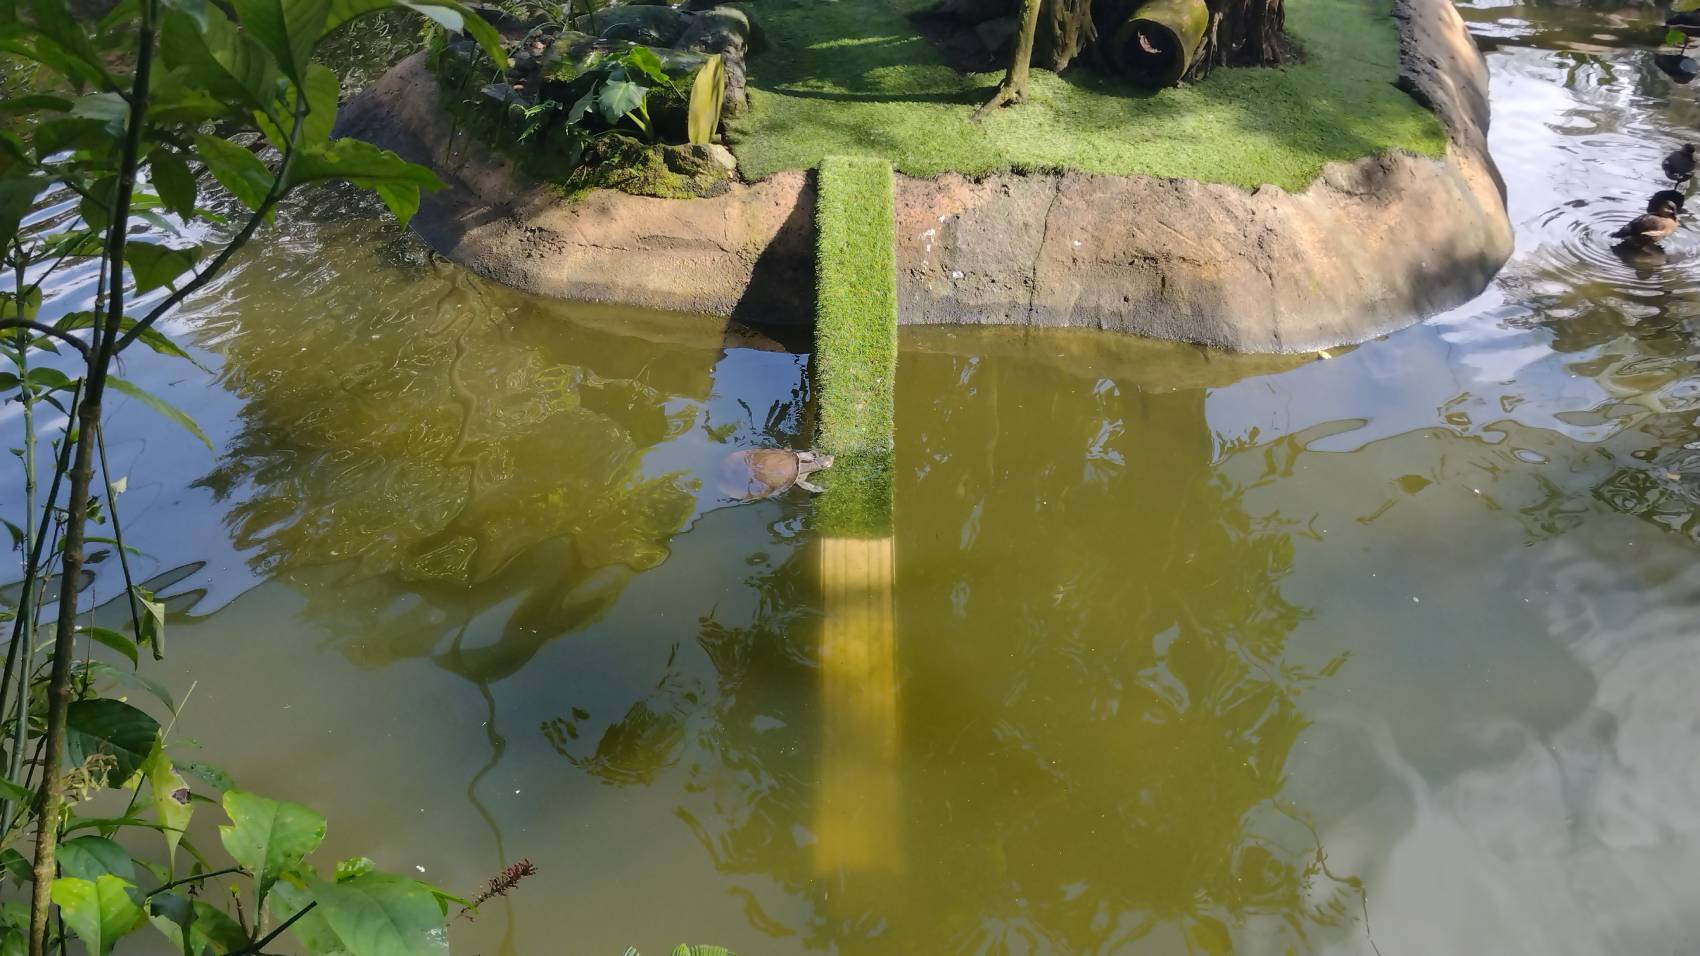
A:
719,448,835,500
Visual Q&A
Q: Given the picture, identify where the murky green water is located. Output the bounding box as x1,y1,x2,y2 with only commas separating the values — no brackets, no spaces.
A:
8,2,1700,952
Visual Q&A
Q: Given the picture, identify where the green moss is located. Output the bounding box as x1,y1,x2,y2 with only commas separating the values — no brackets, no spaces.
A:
726,0,1447,191
567,137,734,199
814,156,898,538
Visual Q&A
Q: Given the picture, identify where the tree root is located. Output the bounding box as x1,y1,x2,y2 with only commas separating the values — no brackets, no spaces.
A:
970,82,1025,122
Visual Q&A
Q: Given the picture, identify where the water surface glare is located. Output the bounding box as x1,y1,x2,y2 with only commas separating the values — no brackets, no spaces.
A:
7,2,1700,952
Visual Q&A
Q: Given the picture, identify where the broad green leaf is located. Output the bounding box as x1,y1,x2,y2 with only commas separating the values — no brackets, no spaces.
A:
321,0,504,64
145,892,193,953
310,873,448,956
192,133,276,213
0,926,20,956
77,660,177,714
274,879,350,956
124,241,203,294
232,0,330,83
65,698,161,787
0,94,73,116
0,848,29,883
147,148,198,220
1668,27,1687,47
219,790,326,907
144,746,194,867
173,758,232,792
109,377,213,451
77,626,138,667
255,63,339,149
621,46,669,87
335,857,375,883
597,78,646,124
160,8,280,118
51,875,143,956
57,312,201,367
68,92,129,137
0,778,29,804
193,902,248,952
0,173,50,251
56,837,135,884
687,54,724,147
288,138,442,228
27,0,115,88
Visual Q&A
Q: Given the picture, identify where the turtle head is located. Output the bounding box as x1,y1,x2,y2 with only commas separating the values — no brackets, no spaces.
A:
797,451,835,474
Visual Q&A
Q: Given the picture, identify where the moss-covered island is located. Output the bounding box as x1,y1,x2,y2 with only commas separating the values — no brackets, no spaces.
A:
730,0,1446,190
336,0,1513,354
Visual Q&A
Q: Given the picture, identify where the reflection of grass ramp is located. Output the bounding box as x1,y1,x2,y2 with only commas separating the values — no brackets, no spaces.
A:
812,156,901,875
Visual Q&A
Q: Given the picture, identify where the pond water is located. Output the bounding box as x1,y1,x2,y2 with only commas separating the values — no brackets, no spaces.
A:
8,1,1700,952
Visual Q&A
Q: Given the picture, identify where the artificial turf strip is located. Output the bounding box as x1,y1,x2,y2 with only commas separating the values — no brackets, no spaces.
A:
814,155,898,538
725,0,1448,192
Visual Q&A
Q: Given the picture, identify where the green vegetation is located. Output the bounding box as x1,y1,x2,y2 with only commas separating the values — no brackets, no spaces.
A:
0,0,522,952
813,156,898,537
727,0,1447,190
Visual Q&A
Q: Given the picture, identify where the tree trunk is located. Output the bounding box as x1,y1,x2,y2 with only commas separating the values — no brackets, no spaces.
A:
1035,0,1095,71
972,0,1043,118
1190,0,1284,77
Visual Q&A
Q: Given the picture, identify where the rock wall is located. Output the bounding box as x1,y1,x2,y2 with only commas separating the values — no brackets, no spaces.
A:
335,0,1511,352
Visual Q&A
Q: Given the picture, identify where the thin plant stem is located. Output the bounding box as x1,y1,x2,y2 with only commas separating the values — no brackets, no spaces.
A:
93,421,146,652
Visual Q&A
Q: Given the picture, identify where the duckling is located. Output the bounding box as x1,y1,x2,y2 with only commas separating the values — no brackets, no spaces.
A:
1663,143,1696,182
1611,190,1686,247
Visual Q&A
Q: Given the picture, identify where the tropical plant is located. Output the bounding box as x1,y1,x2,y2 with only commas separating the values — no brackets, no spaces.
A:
0,0,511,950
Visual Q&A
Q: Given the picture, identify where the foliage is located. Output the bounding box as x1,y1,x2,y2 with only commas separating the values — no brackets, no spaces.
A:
0,0,510,950
434,30,728,190
726,0,1447,190
813,156,897,538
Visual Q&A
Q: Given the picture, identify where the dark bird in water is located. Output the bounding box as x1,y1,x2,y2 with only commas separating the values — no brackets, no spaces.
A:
1663,143,1697,181
1667,10,1700,31
1611,190,1685,247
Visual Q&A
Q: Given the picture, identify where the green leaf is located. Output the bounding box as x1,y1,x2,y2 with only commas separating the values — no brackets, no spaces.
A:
0,777,29,804
56,837,136,884
219,790,326,909
321,0,504,64
335,857,375,883
108,377,213,451
0,173,50,251
288,139,442,228
27,0,115,88
192,133,276,214
68,92,130,138
77,626,139,668
596,78,646,124
124,241,203,294
160,7,281,118
0,94,72,117
620,46,669,87
310,873,448,956
670,947,734,956
273,879,350,956
173,759,232,792
147,148,198,220
65,698,161,787
687,53,724,147
134,586,167,657
77,660,177,714
0,848,30,884
232,0,329,83
144,745,194,867
51,875,143,956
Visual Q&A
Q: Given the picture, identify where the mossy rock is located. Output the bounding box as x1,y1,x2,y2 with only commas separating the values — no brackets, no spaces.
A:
570,5,693,45
568,136,735,199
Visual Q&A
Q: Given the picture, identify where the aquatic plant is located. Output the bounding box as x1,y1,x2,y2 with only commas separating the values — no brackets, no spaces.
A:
0,0,525,952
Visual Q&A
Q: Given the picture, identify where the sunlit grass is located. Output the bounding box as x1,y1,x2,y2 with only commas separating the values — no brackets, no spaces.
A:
814,155,897,537
727,0,1447,191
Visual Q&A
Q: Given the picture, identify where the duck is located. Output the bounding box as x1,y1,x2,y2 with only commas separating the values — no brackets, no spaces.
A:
1663,143,1696,181
1611,190,1685,247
